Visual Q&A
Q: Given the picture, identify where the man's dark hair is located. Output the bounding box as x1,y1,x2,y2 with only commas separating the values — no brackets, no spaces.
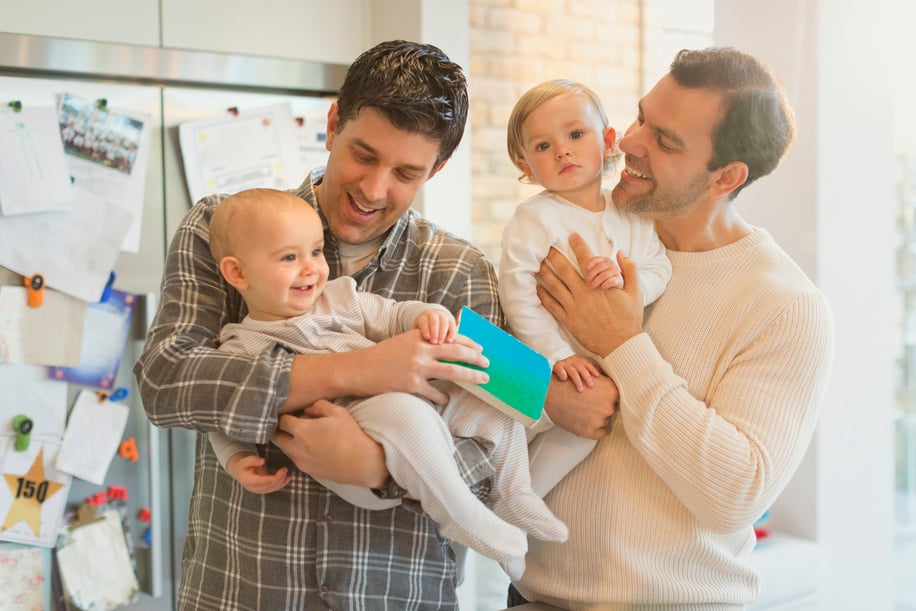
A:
670,47,796,199
336,40,469,169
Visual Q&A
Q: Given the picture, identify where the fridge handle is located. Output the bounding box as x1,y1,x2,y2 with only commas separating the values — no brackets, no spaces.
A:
143,292,164,598
147,422,163,598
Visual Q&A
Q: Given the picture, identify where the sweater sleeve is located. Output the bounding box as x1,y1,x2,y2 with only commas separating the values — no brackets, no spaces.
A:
601,291,834,532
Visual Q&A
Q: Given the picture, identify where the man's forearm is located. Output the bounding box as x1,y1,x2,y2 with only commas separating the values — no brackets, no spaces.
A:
138,340,292,441
282,352,362,412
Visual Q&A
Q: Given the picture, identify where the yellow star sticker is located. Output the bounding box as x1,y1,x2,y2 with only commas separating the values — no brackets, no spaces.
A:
3,447,66,536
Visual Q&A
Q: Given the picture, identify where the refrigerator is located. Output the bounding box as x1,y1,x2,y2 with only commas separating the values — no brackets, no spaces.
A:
0,31,343,610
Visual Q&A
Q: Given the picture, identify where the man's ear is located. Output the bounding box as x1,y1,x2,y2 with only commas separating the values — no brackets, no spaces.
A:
219,256,248,291
711,161,749,199
325,102,340,152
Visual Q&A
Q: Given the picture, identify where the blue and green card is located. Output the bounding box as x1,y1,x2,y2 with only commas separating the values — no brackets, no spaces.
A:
449,306,550,426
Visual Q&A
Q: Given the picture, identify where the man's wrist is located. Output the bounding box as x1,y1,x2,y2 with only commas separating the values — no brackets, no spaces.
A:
600,329,642,358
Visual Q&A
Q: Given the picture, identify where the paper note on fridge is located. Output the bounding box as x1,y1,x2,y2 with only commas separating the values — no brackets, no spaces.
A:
0,185,132,302
0,105,76,216
0,285,86,367
55,390,129,485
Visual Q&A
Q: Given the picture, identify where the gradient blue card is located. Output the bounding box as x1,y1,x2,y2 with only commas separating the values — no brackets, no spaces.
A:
451,306,550,426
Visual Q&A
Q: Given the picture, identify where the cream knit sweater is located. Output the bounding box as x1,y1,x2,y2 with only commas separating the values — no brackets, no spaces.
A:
516,228,834,610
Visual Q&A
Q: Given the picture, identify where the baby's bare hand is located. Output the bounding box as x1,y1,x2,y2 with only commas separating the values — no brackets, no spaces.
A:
226,453,292,494
553,355,601,392
415,310,457,344
586,256,624,290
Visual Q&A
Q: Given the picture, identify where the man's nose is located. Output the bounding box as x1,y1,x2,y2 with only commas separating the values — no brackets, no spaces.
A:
618,122,644,155
360,167,388,202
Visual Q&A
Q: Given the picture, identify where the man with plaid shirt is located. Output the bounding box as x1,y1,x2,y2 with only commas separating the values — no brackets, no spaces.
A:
137,40,494,610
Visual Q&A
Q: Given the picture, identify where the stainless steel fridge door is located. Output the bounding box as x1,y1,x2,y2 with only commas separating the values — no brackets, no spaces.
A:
0,73,174,609
1,35,341,609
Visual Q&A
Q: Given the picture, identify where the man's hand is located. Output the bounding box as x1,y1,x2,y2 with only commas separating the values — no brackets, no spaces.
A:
273,400,389,488
366,330,489,405
284,329,490,410
544,375,618,439
537,233,644,357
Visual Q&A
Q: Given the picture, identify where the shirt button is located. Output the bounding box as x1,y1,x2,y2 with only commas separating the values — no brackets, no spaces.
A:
320,584,329,594
325,514,333,523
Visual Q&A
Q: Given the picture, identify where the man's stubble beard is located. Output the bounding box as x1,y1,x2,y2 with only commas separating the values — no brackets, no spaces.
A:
612,171,710,216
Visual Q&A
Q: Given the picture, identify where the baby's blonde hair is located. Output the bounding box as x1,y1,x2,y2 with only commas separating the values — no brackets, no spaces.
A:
209,188,311,262
507,79,616,183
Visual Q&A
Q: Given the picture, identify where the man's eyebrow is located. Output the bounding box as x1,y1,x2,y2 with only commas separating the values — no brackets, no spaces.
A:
637,100,686,149
351,138,428,173
350,138,378,157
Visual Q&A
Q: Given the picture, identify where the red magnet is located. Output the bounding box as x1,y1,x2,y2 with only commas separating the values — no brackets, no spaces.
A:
87,492,109,506
107,485,128,502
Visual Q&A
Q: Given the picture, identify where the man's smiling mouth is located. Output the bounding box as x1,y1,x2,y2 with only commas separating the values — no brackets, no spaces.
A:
350,194,381,215
624,166,650,179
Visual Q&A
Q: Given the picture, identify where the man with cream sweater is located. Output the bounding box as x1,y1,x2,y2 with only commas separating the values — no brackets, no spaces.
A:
511,47,835,610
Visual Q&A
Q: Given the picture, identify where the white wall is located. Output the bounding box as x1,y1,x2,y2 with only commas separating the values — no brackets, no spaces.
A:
716,1,897,609
641,0,714,91
368,0,473,240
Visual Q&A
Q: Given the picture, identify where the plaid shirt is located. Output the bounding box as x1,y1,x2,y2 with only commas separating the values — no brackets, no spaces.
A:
134,169,504,610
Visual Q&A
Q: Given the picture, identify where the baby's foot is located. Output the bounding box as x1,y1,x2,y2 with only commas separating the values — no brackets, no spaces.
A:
439,518,528,572
502,554,527,580
493,491,569,543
